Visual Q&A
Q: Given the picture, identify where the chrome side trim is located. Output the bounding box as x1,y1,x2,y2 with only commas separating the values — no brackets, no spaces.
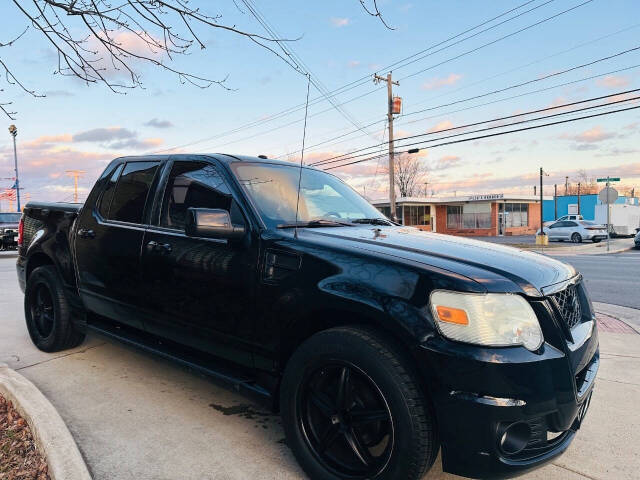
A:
540,274,582,296
567,320,594,352
449,391,526,407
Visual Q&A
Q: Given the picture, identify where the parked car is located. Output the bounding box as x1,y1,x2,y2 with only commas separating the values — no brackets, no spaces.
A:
635,227,640,248
538,220,608,243
16,154,598,480
0,212,21,250
543,214,583,227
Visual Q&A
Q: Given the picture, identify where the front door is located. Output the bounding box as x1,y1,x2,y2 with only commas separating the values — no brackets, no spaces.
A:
75,160,161,330
140,159,257,367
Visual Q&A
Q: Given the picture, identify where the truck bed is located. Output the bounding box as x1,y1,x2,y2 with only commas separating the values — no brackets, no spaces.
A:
25,201,83,215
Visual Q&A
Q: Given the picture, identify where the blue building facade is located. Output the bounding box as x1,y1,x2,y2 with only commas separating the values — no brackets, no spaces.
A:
543,194,638,221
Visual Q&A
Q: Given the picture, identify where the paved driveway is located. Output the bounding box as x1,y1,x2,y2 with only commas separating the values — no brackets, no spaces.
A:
1,256,639,479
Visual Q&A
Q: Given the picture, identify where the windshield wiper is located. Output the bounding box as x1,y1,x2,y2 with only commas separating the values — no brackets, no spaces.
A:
350,218,395,226
277,219,355,229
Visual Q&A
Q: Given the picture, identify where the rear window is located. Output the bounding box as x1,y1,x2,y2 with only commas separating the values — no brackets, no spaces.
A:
108,161,159,224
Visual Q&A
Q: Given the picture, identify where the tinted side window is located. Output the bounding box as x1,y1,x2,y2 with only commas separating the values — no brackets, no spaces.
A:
98,164,124,219
566,221,578,227
160,161,233,230
109,161,159,224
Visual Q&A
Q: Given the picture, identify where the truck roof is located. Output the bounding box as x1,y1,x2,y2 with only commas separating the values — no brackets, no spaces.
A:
115,153,301,168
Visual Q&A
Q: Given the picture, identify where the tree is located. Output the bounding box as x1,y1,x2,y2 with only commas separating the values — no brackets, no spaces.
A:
1,0,392,119
385,153,428,198
566,169,598,195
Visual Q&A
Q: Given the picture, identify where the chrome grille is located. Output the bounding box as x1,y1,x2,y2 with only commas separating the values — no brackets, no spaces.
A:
550,284,582,330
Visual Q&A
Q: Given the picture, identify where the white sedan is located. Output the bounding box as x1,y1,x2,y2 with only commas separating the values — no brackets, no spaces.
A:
537,220,608,243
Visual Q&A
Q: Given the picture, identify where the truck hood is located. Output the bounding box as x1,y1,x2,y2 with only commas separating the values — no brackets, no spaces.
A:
299,226,576,296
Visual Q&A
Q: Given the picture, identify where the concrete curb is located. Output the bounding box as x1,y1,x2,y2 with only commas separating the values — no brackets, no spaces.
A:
593,302,640,334
0,363,92,480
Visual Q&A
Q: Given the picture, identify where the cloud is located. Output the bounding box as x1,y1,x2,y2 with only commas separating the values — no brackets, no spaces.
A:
572,143,599,151
596,75,630,89
73,127,136,143
422,73,462,91
109,138,163,150
428,120,454,133
23,134,73,149
562,126,616,143
330,17,350,28
347,60,361,68
72,127,162,150
144,118,174,129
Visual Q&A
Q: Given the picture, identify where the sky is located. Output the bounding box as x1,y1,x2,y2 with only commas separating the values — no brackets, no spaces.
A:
0,0,639,209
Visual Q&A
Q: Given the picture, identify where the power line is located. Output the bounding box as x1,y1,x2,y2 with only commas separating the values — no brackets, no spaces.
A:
324,93,640,166
148,0,562,154
323,101,640,171
311,83,640,166
271,24,640,158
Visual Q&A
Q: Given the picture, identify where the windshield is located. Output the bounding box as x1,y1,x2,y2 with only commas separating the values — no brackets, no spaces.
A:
231,162,388,229
0,213,21,223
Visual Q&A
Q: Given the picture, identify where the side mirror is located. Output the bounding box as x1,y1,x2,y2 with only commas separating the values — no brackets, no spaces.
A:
185,208,245,241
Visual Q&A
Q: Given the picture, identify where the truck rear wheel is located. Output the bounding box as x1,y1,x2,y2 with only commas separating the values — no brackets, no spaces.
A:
24,265,85,352
280,326,438,480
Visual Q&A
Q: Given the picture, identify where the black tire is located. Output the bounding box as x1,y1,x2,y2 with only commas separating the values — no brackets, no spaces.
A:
24,265,85,352
280,326,438,480
592,238,601,243
571,233,582,243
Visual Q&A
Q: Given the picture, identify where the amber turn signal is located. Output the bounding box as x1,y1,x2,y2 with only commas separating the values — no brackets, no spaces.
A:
436,306,469,325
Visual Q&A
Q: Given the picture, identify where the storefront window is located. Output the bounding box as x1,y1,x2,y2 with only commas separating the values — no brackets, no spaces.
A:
504,203,529,227
403,205,431,226
447,205,462,228
447,204,491,229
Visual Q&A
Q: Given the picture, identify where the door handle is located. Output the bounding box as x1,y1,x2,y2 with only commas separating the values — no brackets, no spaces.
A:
77,228,95,239
146,240,172,254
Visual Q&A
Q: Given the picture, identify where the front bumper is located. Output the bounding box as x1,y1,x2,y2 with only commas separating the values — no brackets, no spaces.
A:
413,302,599,479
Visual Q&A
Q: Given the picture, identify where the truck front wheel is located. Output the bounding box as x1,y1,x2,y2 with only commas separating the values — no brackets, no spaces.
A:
280,326,438,480
24,265,85,352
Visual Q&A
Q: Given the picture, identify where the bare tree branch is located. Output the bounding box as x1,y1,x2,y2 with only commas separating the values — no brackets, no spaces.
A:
359,0,395,30
384,153,428,197
1,0,393,118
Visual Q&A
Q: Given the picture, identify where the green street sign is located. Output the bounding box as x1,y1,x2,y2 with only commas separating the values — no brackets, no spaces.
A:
597,177,620,182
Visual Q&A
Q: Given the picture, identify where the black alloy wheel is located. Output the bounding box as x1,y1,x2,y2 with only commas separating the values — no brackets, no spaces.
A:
24,265,85,352
30,283,55,338
281,326,438,480
298,363,394,479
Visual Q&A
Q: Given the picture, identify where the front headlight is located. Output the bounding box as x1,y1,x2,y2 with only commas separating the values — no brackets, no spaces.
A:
430,290,543,351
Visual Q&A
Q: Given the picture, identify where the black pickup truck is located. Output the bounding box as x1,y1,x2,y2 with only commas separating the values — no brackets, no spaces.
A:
16,154,598,480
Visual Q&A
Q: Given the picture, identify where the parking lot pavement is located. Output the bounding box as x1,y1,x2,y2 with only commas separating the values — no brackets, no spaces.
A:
1,255,639,480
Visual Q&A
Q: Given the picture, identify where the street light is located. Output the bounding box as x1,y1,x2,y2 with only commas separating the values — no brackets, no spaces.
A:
8,124,20,212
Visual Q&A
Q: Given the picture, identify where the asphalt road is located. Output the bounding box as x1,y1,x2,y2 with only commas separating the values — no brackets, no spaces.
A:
553,249,640,309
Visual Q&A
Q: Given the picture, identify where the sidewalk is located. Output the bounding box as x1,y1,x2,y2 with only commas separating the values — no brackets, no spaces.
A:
1,257,638,480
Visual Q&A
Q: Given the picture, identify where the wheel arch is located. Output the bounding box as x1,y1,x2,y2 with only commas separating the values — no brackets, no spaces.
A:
26,251,55,281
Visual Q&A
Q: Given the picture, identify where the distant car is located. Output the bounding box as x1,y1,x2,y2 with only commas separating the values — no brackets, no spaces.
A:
0,212,22,250
635,227,640,248
537,220,607,243
543,214,584,227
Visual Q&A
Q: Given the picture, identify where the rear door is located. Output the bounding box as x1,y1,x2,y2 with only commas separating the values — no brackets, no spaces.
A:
139,157,257,367
74,159,162,330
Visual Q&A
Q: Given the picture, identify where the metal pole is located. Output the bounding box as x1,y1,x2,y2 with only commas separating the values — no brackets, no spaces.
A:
539,167,543,234
565,176,569,195
554,184,557,219
577,182,581,215
607,180,611,250
11,131,20,212
386,73,396,222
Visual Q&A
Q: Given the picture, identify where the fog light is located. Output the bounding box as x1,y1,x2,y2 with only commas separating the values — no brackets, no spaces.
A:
499,422,531,455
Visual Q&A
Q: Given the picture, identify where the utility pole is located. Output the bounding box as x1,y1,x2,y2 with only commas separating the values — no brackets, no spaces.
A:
374,72,400,221
65,170,86,203
540,168,544,232
565,176,569,195
8,125,20,212
577,182,581,215
554,184,558,219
